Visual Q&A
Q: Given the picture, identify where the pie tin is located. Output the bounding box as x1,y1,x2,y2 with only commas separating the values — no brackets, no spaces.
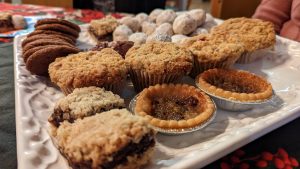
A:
196,83,275,111
128,94,217,135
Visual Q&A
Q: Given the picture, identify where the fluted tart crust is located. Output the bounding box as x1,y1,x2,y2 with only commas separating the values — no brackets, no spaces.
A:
134,84,215,130
197,69,273,102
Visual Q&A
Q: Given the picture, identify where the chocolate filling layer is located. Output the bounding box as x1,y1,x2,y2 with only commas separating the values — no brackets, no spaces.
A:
151,96,199,121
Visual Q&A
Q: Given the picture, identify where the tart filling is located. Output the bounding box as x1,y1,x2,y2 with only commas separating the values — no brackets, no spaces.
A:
134,84,215,129
196,68,273,102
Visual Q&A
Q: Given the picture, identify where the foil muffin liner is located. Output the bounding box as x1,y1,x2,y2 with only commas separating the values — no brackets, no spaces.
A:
196,82,275,111
236,47,273,64
129,94,217,135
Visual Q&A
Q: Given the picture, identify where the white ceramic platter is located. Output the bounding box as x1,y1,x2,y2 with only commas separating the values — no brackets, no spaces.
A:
14,24,300,169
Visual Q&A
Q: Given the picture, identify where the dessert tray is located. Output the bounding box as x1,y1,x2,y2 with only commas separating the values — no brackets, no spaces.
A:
14,25,300,169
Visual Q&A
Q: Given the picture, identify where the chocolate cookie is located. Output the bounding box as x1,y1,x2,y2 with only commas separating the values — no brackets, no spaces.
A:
35,18,80,32
27,30,77,42
22,34,75,47
26,45,80,76
23,39,74,52
35,24,79,38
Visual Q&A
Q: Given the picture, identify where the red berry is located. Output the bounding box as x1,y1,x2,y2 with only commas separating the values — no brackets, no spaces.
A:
274,158,285,169
283,165,293,169
278,148,289,160
262,151,274,161
283,158,291,165
231,156,240,164
235,150,245,157
256,160,268,168
240,163,250,169
221,162,231,169
290,157,299,167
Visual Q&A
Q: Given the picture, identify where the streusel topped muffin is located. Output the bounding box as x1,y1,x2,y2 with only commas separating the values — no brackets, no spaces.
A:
49,49,127,94
48,87,125,127
89,16,119,42
126,42,193,91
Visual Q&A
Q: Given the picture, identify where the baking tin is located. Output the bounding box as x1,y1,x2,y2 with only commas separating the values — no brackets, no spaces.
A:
129,94,217,135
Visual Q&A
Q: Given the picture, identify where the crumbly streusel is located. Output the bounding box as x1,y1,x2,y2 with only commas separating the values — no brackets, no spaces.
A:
89,16,119,37
125,42,193,74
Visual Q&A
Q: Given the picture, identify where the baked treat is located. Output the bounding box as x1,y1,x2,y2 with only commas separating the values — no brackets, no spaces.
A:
21,34,75,48
146,33,171,42
182,34,244,77
128,32,147,45
134,84,215,130
173,13,197,35
89,16,119,42
196,68,273,102
154,23,174,36
149,8,163,22
135,13,149,24
91,41,134,58
211,17,276,63
188,9,206,26
142,22,157,35
125,42,193,91
156,10,177,25
171,34,188,44
27,30,77,42
0,13,14,33
11,15,27,30
119,16,141,32
52,109,156,169
49,49,128,95
48,87,125,127
35,18,80,32
35,23,79,38
26,45,80,76
113,24,133,41
22,38,74,52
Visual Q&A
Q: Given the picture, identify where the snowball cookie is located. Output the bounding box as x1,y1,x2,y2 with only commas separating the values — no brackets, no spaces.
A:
142,22,157,35
154,23,173,36
146,33,171,42
129,32,147,45
175,11,186,16
156,9,177,25
113,24,133,41
149,8,163,22
205,13,214,23
190,27,209,36
202,21,218,31
135,13,149,24
171,34,188,44
12,15,27,29
119,16,141,32
188,9,206,26
173,13,197,35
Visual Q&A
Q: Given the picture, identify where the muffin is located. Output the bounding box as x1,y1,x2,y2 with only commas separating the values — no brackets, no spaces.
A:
182,34,244,77
52,109,156,169
49,49,128,95
125,42,193,91
134,84,215,130
88,16,119,42
48,87,125,128
211,17,276,63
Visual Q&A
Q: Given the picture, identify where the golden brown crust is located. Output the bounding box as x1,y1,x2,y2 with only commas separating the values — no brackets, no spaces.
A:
196,68,273,102
89,16,119,37
211,17,276,52
125,42,193,75
48,49,128,91
134,84,215,129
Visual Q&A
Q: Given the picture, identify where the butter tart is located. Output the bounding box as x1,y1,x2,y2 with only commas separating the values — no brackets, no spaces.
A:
196,69,273,102
134,84,215,130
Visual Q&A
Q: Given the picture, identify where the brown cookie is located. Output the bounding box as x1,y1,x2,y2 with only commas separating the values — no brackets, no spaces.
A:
35,18,81,32
35,24,79,38
26,45,80,76
22,34,75,47
27,30,77,42
23,39,74,52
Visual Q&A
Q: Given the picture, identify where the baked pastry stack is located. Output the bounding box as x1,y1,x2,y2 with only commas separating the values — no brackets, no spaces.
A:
49,49,128,95
0,13,27,33
22,18,81,76
88,16,119,42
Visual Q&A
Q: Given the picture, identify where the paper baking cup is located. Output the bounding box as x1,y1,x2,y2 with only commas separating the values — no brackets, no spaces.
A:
236,47,273,64
129,69,182,92
61,81,125,95
190,55,239,78
129,94,217,135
